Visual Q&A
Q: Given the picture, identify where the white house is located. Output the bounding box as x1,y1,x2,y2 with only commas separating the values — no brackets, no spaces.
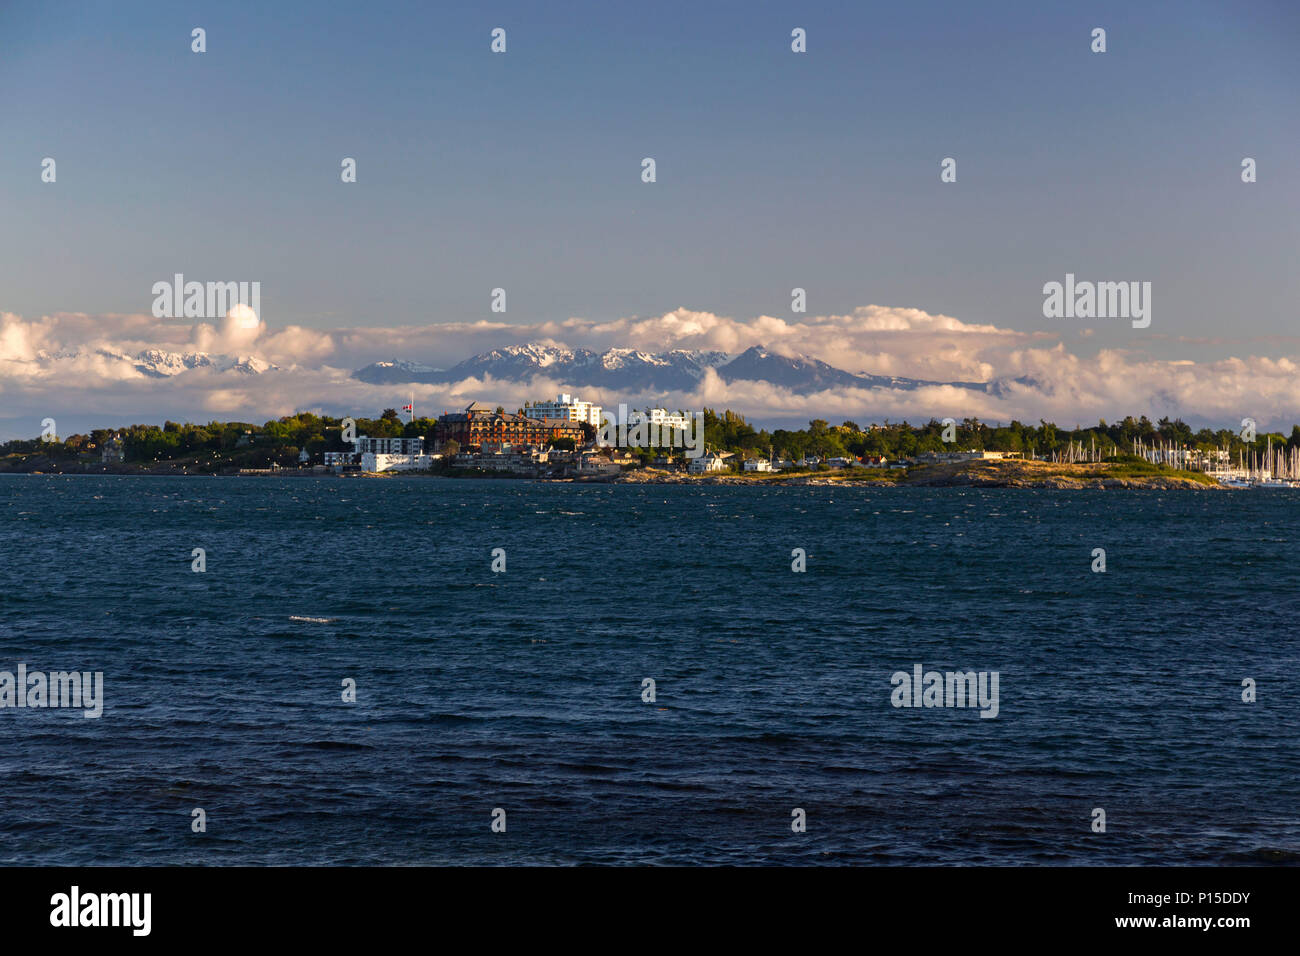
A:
689,452,730,474
743,458,773,472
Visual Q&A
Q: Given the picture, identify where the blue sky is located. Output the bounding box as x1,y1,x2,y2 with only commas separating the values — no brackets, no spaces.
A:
4,0,1297,341
1,1,1298,436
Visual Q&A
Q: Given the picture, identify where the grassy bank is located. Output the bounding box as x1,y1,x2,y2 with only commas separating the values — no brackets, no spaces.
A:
618,458,1219,488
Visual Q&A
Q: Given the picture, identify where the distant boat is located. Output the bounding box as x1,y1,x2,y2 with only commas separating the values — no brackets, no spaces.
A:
1217,475,1296,489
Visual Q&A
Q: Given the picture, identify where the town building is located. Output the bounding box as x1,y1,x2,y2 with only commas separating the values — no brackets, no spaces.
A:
525,394,603,427
608,449,639,467
361,452,436,473
453,448,552,475
101,434,125,463
323,451,359,470
434,403,584,450
573,452,622,476
689,451,731,474
357,435,425,456
628,408,692,430
743,458,774,472
916,450,1021,463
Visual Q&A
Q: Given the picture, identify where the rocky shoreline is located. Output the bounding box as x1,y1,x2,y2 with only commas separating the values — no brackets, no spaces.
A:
1,458,1223,489
612,461,1222,490
611,475,1220,490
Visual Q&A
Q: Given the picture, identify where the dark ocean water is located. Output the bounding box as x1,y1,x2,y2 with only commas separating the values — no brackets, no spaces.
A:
0,474,1297,865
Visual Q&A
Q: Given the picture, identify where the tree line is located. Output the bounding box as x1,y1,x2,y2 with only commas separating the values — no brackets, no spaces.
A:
696,410,1300,463
5,407,1299,467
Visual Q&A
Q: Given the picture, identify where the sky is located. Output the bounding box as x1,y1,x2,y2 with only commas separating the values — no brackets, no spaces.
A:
1,0,1299,437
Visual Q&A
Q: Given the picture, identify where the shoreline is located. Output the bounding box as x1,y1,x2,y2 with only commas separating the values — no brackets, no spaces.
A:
610,461,1222,490
0,459,1227,489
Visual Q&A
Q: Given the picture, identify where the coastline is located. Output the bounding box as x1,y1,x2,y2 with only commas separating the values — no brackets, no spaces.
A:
0,458,1224,489
612,459,1222,489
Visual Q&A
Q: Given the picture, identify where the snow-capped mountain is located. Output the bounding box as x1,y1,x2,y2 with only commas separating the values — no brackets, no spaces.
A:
129,349,217,376
348,359,442,384
718,346,870,391
719,346,994,392
352,343,1002,395
130,349,278,376
354,345,731,391
27,347,280,377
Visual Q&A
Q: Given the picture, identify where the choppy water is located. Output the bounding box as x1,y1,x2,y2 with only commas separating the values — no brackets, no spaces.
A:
1,474,1297,865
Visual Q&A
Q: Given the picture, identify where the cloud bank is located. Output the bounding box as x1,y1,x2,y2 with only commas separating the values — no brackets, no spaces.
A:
2,305,1298,438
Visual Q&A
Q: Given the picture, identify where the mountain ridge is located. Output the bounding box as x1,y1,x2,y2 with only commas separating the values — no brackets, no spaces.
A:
27,347,279,377
352,343,1002,396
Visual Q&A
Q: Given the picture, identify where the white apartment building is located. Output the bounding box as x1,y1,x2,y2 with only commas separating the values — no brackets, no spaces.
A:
634,408,692,430
361,452,435,473
526,394,603,427
323,451,358,468
357,436,425,456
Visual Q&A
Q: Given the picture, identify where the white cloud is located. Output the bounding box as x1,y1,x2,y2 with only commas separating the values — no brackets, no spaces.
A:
3,306,1300,438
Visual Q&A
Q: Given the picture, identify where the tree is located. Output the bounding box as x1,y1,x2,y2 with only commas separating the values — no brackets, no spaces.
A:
1039,420,1058,451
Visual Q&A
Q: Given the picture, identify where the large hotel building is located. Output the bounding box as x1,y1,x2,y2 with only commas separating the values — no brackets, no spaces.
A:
434,403,586,450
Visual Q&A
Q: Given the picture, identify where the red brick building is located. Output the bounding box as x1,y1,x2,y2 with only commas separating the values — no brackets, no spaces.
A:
434,403,585,450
